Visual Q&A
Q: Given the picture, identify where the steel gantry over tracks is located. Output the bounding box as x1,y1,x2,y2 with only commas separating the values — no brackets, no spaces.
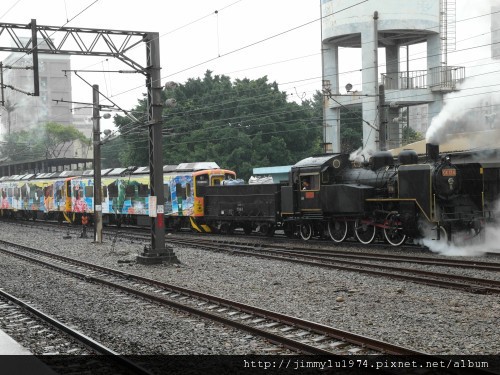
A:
0,19,173,263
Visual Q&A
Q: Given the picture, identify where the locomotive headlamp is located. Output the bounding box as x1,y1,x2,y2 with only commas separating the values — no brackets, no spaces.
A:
448,177,455,190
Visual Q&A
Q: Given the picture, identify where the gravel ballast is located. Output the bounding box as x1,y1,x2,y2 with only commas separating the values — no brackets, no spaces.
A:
0,222,499,355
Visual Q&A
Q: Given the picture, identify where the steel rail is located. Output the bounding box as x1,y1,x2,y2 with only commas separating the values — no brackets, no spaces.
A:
0,242,423,356
169,238,500,294
0,289,152,375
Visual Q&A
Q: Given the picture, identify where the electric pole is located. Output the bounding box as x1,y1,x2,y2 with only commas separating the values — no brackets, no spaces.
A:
92,84,103,243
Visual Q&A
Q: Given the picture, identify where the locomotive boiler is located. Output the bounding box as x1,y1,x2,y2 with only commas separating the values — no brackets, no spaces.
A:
282,143,488,245
200,143,492,247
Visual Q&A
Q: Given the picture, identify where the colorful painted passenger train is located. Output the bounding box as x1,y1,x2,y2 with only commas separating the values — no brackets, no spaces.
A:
0,162,235,229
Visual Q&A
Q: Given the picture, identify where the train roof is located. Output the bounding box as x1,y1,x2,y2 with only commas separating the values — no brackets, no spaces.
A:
175,162,220,171
73,162,222,177
292,154,349,171
293,154,342,168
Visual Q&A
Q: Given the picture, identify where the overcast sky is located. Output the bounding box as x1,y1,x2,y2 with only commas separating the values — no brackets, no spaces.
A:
0,0,322,129
1,0,498,133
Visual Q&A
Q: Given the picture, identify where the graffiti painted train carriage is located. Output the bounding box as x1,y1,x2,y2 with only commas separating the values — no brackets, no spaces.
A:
0,162,236,229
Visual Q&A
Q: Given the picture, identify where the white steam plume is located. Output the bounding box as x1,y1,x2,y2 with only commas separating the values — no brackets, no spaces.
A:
418,200,500,256
426,73,500,144
349,147,374,164
426,0,500,144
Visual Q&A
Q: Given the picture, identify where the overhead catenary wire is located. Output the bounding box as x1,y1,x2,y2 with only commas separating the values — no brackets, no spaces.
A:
5,2,500,153
0,0,23,21
100,0,368,103
5,0,101,70
68,0,359,102
66,0,495,116
103,11,500,126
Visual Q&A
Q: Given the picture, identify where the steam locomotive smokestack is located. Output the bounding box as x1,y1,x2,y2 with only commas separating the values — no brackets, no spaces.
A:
426,143,439,161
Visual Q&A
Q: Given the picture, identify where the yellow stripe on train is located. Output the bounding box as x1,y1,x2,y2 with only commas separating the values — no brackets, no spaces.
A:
189,217,212,233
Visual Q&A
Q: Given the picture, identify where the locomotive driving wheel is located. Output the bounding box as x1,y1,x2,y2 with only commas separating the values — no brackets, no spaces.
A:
383,213,407,247
219,222,234,235
299,222,313,241
328,219,348,243
283,222,295,238
243,223,252,235
354,217,376,244
260,224,275,237
431,225,448,244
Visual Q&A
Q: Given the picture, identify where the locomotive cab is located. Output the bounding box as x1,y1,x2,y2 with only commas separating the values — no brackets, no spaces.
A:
284,154,350,215
281,154,355,240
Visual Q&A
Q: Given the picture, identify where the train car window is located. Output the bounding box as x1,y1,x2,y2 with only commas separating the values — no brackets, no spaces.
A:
196,174,209,186
300,175,320,190
85,186,93,197
164,185,171,202
125,184,135,198
108,184,118,198
300,177,310,190
310,175,320,190
138,183,149,197
321,170,330,184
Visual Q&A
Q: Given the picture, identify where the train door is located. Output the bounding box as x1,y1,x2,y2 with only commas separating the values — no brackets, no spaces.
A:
42,183,53,212
193,173,209,216
64,179,72,212
164,181,173,215
175,181,186,215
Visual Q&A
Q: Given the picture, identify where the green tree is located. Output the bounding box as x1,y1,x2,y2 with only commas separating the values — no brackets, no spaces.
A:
0,130,33,161
101,135,128,168
0,122,89,161
114,71,323,180
339,106,363,153
39,122,89,159
402,124,424,145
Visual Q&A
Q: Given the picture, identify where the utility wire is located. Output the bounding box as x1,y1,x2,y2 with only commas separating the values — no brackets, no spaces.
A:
0,0,23,20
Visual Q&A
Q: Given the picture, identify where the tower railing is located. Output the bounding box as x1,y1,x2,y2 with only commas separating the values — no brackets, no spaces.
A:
381,70,428,90
429,65,465,91
381,66,465,92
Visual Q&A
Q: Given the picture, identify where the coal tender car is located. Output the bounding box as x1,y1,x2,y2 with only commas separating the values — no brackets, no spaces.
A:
199,183,282,236
199,144,493,246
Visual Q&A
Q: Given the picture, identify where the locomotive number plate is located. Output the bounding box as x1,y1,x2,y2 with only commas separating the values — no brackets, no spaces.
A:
442,168,456,177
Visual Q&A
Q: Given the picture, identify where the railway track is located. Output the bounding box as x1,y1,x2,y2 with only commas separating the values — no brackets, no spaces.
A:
0,289,151,374
0,238,424,356
166,236,500,294
18,221,500,294
6,218,500,258
6,221,500,294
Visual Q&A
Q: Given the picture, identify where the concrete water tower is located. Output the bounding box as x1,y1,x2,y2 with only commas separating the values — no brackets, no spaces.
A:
321,0,464,153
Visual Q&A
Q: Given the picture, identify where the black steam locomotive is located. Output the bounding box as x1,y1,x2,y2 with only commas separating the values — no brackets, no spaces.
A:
197,144,496,246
